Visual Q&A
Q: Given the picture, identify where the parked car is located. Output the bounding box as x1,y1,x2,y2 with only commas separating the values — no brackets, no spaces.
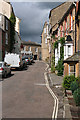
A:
4,53,24,70
0,62,11,78
22,56,27,68
30,55,34,63
24,55,31,65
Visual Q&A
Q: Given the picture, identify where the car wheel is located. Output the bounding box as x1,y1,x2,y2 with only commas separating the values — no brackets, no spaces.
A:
4,72,7,78
9,70,11,75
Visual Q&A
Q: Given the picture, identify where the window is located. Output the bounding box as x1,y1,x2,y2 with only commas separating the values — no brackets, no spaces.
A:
58,28,60,37
65,17,67,35
64,46,66,56
28,46,31,51
69,65,75,76
0,15,1,22
68,45,71,56
5,51,8,54
71,12,73,30
35,48,38,52
61,24,63,37
44,28,46,33
45,38,47,44
5,33,8,44
24,46,26,51
6,19,8,30
70,11,73,31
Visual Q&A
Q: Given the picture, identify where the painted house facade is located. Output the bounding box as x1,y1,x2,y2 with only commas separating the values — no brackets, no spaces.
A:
21,41,41,60
41,22,50,61
49,2,73,67
49,1,80,77
13,17,22,54
64,1,80,77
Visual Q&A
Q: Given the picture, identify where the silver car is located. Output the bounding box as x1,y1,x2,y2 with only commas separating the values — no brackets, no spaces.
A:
0,62,11,78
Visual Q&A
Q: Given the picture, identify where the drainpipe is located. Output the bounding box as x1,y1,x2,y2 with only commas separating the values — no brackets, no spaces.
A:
73,2,76,53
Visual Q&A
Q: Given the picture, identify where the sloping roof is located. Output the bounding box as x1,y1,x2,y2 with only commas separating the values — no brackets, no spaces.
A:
49,2,73,28
64,51,80,63
22,41,41,47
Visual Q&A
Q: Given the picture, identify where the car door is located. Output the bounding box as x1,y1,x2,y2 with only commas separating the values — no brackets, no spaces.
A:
4,62,7,74
6,63,10,74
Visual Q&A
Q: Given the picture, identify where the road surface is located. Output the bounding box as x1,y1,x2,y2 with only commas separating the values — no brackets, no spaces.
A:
2,61,54,118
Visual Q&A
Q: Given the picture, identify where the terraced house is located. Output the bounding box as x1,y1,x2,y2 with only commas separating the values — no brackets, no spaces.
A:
41,22,51,61
64,1,80,77
0,13,10,60
49,2,73,67
49,1,80,77
0,0,22,59
21,41,41,60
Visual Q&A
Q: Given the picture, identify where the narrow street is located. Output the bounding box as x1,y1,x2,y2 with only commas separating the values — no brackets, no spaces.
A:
2,61,54,118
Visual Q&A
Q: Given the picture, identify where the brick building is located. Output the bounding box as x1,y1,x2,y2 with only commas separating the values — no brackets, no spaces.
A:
0,13,10,60
0,28,5,60
64,1,80,77
49,1,80,77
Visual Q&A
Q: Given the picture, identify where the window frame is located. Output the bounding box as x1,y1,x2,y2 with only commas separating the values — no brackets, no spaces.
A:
6,19,8,30
5,32,8,45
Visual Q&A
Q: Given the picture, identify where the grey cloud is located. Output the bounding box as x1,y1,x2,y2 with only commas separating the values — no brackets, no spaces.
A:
36,2,63,10
12,2,62,43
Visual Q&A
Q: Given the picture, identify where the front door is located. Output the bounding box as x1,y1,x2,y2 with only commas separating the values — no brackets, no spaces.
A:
69,65,76,76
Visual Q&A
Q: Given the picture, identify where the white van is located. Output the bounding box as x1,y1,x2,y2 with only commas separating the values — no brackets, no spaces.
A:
4,53,23,69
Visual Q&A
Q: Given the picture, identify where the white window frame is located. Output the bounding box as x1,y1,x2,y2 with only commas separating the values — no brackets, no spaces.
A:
28,46,31,51
44,28,46,33
64,45,66,56
68,45,71,56
0,15,2,22
24,46,26,51
45,38,47,44
35,48,38,52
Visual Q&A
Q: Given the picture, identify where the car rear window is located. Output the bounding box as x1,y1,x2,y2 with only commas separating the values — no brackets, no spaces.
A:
30,56,33,59
0,63,2,67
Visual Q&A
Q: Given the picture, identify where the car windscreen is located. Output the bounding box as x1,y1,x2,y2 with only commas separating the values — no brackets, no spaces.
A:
0,63,2,67
25,57,28,59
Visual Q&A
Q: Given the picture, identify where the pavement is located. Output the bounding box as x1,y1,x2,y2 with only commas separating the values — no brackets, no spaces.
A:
47,68,65,119
47,67,73,119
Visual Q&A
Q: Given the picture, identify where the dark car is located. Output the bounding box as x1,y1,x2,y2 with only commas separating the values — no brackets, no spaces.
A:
23,55,31,65
30,55,34,63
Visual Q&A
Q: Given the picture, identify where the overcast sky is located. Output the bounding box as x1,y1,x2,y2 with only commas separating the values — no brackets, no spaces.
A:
11,2,62,43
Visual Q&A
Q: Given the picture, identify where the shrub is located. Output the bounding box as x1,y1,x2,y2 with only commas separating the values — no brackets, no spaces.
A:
63,75,76,90
70,81,79,94
55,59,64,76
73,88,80,106
51,55,55,73
55,37,65,76
54,41,58,49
